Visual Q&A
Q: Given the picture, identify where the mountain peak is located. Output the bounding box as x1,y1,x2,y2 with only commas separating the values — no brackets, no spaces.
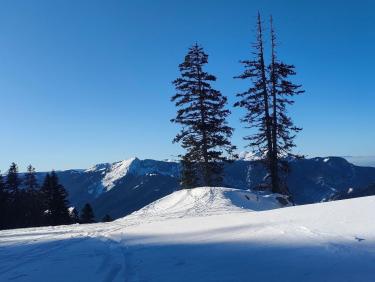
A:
102,157,139,190
237,151,259,161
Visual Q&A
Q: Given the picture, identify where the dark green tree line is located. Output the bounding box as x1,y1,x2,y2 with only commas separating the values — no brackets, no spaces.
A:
0,163,96,230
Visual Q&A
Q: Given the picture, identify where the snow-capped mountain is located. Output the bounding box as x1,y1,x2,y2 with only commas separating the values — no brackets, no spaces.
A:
83,157,180,194
237,151,261,161
50,156,375,220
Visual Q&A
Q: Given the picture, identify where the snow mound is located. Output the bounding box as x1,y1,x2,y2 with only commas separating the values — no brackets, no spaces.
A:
1,195,375,281
131,187,288,219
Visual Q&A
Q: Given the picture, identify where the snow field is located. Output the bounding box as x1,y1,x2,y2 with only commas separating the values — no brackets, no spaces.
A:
1,187,374,282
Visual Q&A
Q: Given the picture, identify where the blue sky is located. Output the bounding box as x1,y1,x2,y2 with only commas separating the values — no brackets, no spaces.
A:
0,0,374,172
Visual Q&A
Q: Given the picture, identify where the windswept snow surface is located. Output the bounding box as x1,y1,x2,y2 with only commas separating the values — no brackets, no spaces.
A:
101,158,137,190
84,157,180,194
1,187,375,282
131,187,288,219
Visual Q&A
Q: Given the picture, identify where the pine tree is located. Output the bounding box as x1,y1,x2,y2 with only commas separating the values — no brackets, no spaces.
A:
101,214,112,222
172,43,236,187
50,171,70,225
0,173,8,229
24,165,42,227
40,171,70,226
5,163,23,227
80,203,95,224
5,163,22,200
269,16,304,195
40,173,52,217
24,165,38,192
234,13,275,191
180,156,199,189
0,173,4,190
235,13,303,197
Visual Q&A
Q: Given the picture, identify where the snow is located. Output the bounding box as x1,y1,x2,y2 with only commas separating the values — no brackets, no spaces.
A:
85,162,111,173
1,187,375,282
84,157,180,193
131,187,288,219
102,158,137,190
237,151,262,161
84,158,139,191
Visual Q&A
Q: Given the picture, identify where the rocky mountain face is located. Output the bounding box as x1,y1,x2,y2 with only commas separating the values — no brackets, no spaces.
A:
48,157,375,220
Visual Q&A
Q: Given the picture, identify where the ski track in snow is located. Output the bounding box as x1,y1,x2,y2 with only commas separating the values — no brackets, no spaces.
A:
1,187,375,282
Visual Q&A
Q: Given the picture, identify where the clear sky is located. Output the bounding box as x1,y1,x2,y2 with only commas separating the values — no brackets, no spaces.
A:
0,0,374,172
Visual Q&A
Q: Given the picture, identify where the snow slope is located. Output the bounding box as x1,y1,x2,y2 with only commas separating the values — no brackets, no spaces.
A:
101,158,138,190
84,157,180,193
1,187,374,282
130,187,288,219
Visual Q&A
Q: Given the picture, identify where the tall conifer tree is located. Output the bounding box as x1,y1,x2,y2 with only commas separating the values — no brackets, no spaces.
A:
5,163,23,227
269,16,304,195
24,165,42,226
24,165,38,192
172,43,236,187
235,13,303,196
5,163,21,199
40,173,52,214
235,13,275,190
0,173,8,229
50,171,70,225
40,171,70,226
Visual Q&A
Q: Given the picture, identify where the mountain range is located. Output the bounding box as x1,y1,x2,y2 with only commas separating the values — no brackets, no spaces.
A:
41,156,375,220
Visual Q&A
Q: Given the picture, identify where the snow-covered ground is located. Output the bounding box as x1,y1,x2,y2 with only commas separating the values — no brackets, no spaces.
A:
1,187,374,282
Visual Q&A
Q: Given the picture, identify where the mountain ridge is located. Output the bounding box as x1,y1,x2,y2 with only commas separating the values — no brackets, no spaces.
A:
38,156,375,220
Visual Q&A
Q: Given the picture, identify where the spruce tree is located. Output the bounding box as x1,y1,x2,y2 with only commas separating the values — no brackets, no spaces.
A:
235,13,303,197
40,171,70,226
269,16,304,195
172,43,236,187
5,163,23,227
24,165,38,191
234,13,275,191
180,156,199,189
5,163,22,199
0,173,8,229
24,165,42,227
50,171,70,225
40,173,52,219
80,203,95,224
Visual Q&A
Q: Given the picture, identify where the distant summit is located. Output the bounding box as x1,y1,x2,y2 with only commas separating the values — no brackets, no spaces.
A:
46,156,375,220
